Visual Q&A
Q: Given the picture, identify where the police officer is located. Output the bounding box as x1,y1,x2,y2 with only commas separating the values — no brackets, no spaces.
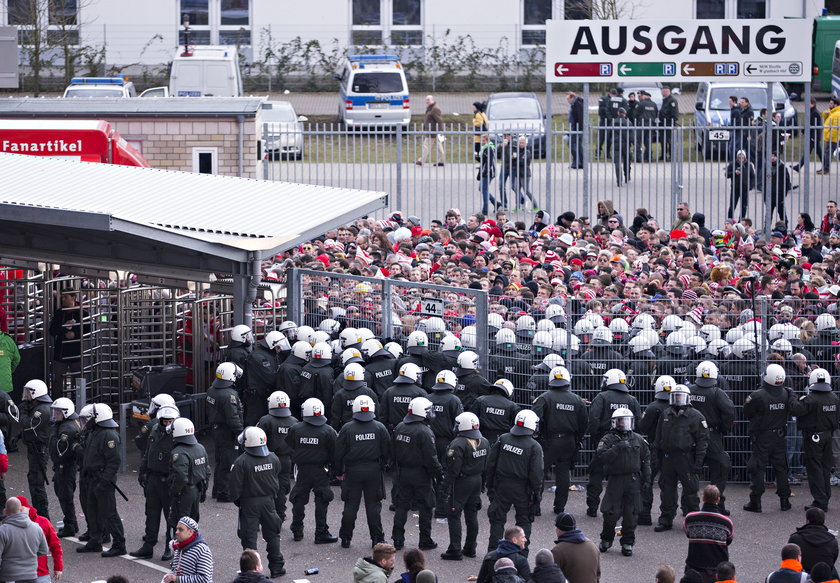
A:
130,403,179,560
440,412,490,561
637,375,674,526
659,332,691,385
524,354,565,402
612,107,633,186
658,86,679,161
391,396,441,551
286,398,339,544
491,329,530,392
380,363,428,433
226,324,254,396
77,404,126,557
427,370,464,517
276,339,310,408
20,379,52,520
595,408,650,558
331,363,379,430
580,327,624,401
532,366,587,514
634,90,659,162
167,417,209,532
300,341,338,406
206,362,244,503
454,351,494,412
597,90,614,158
244,331,284,425
361,339,398,398
49,397,82,538
229,426,286,578
485,409,543,553
585,369,641,517
653,385,709,532
397,331,431,389
135,393,176,454
75,405,104,543
687,361,735,514
330,348,369,396
471,379,520,445
720,336,759,482
791,368,840,512
257,391,297,523
335,395,391,548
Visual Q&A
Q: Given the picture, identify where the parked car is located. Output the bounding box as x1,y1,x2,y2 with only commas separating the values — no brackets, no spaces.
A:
63,76,166,98
260,101,307,160
485,92,546,157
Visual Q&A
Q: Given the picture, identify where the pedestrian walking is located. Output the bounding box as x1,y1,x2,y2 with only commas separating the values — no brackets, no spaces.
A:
417,95,444,167
478,134,498,215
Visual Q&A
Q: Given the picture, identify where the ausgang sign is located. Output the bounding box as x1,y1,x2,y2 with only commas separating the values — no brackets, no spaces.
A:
546,19,812,83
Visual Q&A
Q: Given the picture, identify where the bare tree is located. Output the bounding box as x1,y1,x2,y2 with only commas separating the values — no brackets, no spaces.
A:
564,0,643,19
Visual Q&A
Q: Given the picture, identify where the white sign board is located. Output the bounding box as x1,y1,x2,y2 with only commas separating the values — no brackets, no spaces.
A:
418,296,444,317
546,19,812,83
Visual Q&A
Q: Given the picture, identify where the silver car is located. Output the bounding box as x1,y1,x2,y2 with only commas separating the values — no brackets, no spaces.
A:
486,92,546,157
261,101,307,160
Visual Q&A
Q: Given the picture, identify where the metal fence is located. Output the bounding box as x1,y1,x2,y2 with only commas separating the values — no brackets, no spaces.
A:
261,121,837,233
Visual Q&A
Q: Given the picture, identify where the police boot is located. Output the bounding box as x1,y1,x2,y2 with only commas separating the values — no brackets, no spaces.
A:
341,537,351,549
161,545,174,561
441,548,463,561
129,543,154,559
57,525,78,538
743,497,762,513
636,514,652,526
77,531,90,542
621,544,633,557
780,498,792,511
76,542,103,553
314,533,338,544
598,540,612,553
102,544,127,558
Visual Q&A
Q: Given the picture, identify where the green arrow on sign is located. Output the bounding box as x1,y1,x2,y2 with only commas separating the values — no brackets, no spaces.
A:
617,62,676,76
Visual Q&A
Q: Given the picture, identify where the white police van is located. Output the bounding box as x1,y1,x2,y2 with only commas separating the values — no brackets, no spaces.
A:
334,55,410,129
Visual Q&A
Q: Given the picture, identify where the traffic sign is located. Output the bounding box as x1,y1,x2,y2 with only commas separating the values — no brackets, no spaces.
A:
545,19,812,82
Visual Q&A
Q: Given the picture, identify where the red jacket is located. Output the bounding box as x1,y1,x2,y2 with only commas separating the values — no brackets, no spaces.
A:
17,496,63,575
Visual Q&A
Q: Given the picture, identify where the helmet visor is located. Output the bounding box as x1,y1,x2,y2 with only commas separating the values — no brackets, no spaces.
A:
670,392,690,407
613,416,634,431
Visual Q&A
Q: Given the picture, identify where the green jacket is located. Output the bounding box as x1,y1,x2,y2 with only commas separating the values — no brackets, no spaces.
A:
352,557,390,583
0,333,20,393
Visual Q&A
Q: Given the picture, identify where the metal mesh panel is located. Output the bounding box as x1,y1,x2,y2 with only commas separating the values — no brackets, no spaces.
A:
0,267,45,344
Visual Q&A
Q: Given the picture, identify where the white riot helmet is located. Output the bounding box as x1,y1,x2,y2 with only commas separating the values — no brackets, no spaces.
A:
771,338,793,356
493,379,514,398
24,379,51,403
583,312,605,329
602,369,628,392
230,324,254,344
311,330,331,346
92,403,117,427
297,325,315,345
669,384,691,407
340,327,361,349
456,350,479,371
532,331,553,355
515,315,536,339
432,369,457,391
611,407,634,432
356,328,375,344
278,320,298,339
698,324,721,343
311,342,333,366
511,409,539,436
149,393,176,416
495,328,517,351
628,335,655,356
440,335,462,354
267,391,292,417
461,326,477,349
706,339,731,359
319,318,341,336
808,368,832,392
487,313,504,332
665,331,686,355
654,375,676,400
632,313,656,331
548,366,571,388
455,412,481,438
406,396,434,420
573,319,594,339
816,313,837,332
695,361,719,387
79,404,95,424
292,340,312,361
592,326,613,345
361,339,384,360
661,315,683,335
763,363,786,386
545,303,567,325
731,337,756,359
395,362,421,385
536,353,565,372
215,362,243,384
609,318,630,341
423,317,446,343
536,319,555,333
343,362,366,389
301,397,327,425
341,347,364,366
685,335,707,356
265,330,290,352
239,426,269,456
50,397,76,422
768,323,785,342
171,417,198,444
407,330,429,355
156,404,180,421
352,395,376,421
779,323,801,342
384,342,403,359
725,327,744,344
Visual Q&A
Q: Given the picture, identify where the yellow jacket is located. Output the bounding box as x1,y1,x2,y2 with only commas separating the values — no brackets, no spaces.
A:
823,105,840,143
473,111,488,143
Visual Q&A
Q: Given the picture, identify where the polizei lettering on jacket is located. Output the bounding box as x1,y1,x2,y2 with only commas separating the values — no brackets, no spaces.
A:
355,433,376,441
396,434,411,443
300,437,319,445
502,443,524,455
485,407,506,416
768,403,786,410
254,462,274,472
555,403,575,411
393,396,411,404
2,139,84,153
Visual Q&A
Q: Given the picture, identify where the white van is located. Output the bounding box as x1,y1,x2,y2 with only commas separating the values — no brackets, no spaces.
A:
833,40,840,98
334,55,410,128
169,45,243,97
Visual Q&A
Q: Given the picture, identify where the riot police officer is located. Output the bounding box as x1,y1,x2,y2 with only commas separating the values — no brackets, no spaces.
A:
523,354,565,402
595,408,650,557
335,395,391,548
485,409,543,553
532,366,587,514
653,385,709,532
331,363,379,430
440,412,490,561
490,329,531,392
75,405,99,542
391,396,441,551
276,339,310,410
658,86,679,161
633,90,659,162
637,375,674,525
20,379,52,520
428,371,464,517
167,417,209,533
580,327,624,401
257,391,297,522
791,368,840,512
585,369,641,517
743,364,796,512
77,404,125,557
454,351,494,412
471,379,520,445
300,341,337,407
397,331,431,389
136,393,176,454
380,363,428,433
688,361,735,514
206,362,244,503
229,426,286,578
286,398,339,544
226,324,254,395
130,403,179,560
361,339,398,398
49,397,82,538
245,331,284,425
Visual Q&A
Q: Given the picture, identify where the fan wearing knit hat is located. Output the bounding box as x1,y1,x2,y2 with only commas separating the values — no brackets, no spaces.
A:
163,517,214,583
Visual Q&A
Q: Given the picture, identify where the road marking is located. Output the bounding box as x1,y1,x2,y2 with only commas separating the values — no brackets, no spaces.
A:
65,537,171,574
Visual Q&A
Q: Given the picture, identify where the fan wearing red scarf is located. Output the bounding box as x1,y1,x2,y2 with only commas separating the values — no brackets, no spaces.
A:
163,516,213,583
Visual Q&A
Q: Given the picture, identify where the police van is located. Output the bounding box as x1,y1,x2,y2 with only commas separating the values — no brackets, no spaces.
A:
334,55,410,129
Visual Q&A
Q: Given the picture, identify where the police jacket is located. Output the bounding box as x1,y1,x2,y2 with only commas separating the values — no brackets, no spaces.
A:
257,413,298,458
791,390,840,433
334,418,391,474
524,369,550,401
635,100,659,125
597,95,612,121
276,355,306,403
226,341,251,371
659,95,679,125
207,382,244,436
365,355,397,398
471,393,520,439
611,117,634,154
427,390,464,441
807,332,840,369
49,416,82,470
638,399,669,440
580,347,624,391
0,392,18,432
423,352,457,387
330,384,379,430
299,361,336,406
442,434,490,490
719,358,759,407
490,350,532,393
392,419,441,475
486,432,543,493
286,421,336,467
657,354,691,385
743,383,794,433
20,400,50,447
595,430,650,480
609,95,628,118
330,368,375,399
134,418,155,453
654,406,709,464
686,384,735,435
454,370,494,412
229,450,281,500
380,383,428,431
169,441,210,494
587,389,641,440
246,341,279,396
140,422,173,476
82,425,120,483
531,387,587,442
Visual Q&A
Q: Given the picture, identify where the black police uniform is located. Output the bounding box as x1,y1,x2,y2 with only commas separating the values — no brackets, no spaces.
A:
687,378,735,510
637,395,669,524
330,383,379,430
226,339,252,396
485,427,543,551
454,369,494,413
277,354,307,409
743,381,795,510
791,383,840,511
532,383,587,513
78,422,125,553
168,439,209,526
380,382,428,433
720,354,760,481
523,364,552,404
470,389,520,445
489,347,531,395
807,330,840,370
335,416,391,546
257,409,298,522
300,358,337,409
20,399,51,520
580,346,624,401
206,378,244,502
364,351,398,398
391,414,442,549
627,348,657,402
50,413,82,536
658,92,679,160
229,448,285,577
634,95,659,162
657,347,691,385
134,417,154,456
76,417,96,541
585,387,641,516
396,351,431,390
441,431,490,559
611,114,633,186
597,93,613,156
428,386,465,516
137,421,174,551
595,428,650,548
286,416,338,541
245,340,279,426
654,404,709,529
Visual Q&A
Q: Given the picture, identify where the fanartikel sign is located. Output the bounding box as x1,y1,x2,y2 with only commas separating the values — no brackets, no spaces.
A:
1,139,83,153
546,19,812,82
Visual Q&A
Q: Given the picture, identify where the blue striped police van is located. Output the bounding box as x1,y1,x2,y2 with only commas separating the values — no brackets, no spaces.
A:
334,55,410,129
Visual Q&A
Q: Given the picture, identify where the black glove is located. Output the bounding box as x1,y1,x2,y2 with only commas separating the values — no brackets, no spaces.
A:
487,488,495,502
616,440,631,449
138,473,147,489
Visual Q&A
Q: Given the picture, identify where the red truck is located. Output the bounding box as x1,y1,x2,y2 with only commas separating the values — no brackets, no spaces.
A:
0,119,149,166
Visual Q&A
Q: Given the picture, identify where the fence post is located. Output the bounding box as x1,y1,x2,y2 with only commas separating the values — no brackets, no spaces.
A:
382,279,393,341
287,268,301,324
396,123,403,212
474,289,489,377
582,83,590,216
803,82,812,213
544,82,553,207
262,122,269,180
763,84,774,237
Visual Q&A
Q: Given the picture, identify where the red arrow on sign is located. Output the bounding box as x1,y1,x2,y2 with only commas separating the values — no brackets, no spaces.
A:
554,62,611,77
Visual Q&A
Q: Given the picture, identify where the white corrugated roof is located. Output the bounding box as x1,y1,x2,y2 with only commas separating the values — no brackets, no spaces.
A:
0,152,387,256
0,97,265,116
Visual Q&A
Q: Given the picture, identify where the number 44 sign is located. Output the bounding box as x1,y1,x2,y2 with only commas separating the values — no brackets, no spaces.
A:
419,296,444,317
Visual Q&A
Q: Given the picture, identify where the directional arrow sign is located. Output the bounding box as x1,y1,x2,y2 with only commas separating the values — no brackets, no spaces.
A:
554,62,612,77
681,62,739,76
617,62,676,77
744,62,803,77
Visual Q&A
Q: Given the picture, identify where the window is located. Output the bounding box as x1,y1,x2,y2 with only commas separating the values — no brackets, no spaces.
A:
563,0,590,20
192,147,217,174
220,0,248,25
178,0,249,46
353,0,381,25
391,0,421,45
523,0,551,46
352,0,422,47
10,0,79,47
736,0,765,18
696,0,725,18
181,0,209,26
49,0,77,25
8,0,36,26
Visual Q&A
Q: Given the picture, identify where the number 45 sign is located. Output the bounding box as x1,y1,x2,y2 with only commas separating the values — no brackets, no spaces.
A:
419,296,444,317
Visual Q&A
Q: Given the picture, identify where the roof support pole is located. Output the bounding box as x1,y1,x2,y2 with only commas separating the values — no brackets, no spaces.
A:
232,255,259,327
